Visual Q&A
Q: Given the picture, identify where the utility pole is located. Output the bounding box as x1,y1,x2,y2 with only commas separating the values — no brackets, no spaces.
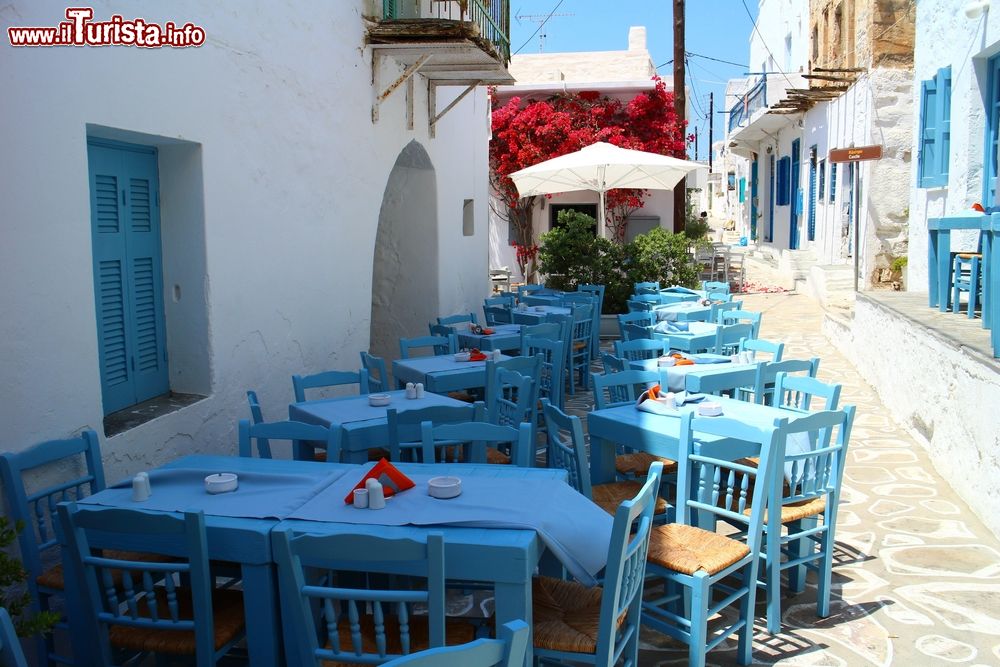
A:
708,92,714,172
672,0,686,232
693,126,699,160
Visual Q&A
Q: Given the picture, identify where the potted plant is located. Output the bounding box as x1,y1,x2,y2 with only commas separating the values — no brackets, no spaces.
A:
891,255,908,291
1,516,59,639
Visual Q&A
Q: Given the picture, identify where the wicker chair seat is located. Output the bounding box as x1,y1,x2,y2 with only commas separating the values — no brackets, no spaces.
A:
614,452,678,477
108,587,245,655
647,523,750,576
591,481,668,516
758,496,827,524
322,615,476,667
532,576,621,654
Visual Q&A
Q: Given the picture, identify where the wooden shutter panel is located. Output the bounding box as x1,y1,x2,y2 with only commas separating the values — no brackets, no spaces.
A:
919,78,938,187
937,67,952,183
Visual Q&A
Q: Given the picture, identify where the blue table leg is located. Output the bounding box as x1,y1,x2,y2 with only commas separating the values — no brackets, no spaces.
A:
495,580,533,667
990,224,1000,356
938,230,952,312
982,227,993,330
242,563,283,666
589,434,616,485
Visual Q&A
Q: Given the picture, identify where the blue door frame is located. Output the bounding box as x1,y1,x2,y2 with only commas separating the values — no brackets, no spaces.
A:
789,139,801,249
807,146,817,242
768,153,775,242
750,159,759,241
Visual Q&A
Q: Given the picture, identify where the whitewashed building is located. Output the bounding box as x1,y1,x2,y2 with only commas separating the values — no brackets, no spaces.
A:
490,26,692,281
0,1,510,478
725,0,914,291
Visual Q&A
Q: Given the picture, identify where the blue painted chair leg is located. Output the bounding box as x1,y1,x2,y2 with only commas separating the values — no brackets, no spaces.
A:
969,257,980,319
688,573,710,667
765,528,783,634
737,563,758,666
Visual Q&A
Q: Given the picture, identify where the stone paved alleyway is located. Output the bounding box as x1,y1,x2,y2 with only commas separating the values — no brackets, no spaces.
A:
566,291,1000,666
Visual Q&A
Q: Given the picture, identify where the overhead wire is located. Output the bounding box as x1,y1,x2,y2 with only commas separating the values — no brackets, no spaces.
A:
512,0,566,55
739,0,795,87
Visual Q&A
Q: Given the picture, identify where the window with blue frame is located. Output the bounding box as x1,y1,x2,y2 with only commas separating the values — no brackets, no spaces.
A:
984,55,1000,205
738,177,746,202
776,156,791,206
818,159,826,199
830,163,837,202
918,66,952,188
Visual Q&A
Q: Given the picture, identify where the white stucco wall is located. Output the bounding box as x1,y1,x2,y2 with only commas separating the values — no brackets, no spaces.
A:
750,0,809,76
847,297,1000,537
0,1,491,480
909,1,1000,293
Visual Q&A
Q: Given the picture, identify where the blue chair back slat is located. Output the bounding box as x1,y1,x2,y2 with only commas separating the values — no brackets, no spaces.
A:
752,358,820,406
617,311,654,339
272,530,449,665
521,335,566,410
738,337,785,362
381,619,529,667
717,309,762,339
614,338,668,361
360,352,390,393
591,370,659,409
386,404,483,462
57,504,239,665
773,370,840,412
238,419,341,461
540,399,593,500
399,335,458,359
600,352,626,374
0,608,28,667
292,369,370,403
437,313,478,326
622,323,652,341
421,421,533,467
486,368,535,434
246,390,265,424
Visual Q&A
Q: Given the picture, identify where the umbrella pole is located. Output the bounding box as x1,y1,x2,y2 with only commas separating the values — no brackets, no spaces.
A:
598,190,607,239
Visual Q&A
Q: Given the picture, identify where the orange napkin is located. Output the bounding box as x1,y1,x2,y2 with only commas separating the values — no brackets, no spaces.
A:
481,328,496,335
344,458,415,504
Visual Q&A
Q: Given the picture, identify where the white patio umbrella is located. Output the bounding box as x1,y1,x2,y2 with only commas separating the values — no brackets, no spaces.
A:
509,141,705,238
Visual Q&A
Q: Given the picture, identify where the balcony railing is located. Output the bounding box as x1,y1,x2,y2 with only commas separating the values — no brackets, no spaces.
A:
381,0,511,64
728,75,768,134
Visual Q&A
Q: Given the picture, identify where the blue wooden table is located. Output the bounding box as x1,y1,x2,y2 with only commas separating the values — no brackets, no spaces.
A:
630,358,758,394
69,456,572,667
927,213,998,356
650,322,719,353
289,389,470,462
511,305,571,324
456,323,522,352
392,354,511,393
656,287,705,304
653,301,714,322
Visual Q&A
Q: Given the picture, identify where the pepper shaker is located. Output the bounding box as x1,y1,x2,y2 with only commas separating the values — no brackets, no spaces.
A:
415,383,425,399
405,382,417,399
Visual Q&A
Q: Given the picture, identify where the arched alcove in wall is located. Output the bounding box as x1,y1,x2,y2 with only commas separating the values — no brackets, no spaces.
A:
370,140,439,365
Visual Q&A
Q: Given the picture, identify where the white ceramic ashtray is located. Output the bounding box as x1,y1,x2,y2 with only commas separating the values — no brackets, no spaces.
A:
428,476,462,499
368,393,391,407
533,306,544,312
205,473,238,494
697,401,723,417
657,356,676,367
454,352,472,362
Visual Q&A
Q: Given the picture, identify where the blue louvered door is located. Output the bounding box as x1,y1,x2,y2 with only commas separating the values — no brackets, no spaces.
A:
88,141,168,415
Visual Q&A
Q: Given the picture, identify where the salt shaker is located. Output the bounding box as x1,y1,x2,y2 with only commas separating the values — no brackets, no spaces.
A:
131,472,151,502
415,383,425,399
405,382,417,399
492,349,502,361
366,478,386,509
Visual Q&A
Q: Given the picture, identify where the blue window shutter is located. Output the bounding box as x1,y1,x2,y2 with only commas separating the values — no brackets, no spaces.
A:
738,177,746,202
776,157,791,206
830,163,837,202
919,77,938,187
88,142,168,415
818,159,826,199
937,66,951,184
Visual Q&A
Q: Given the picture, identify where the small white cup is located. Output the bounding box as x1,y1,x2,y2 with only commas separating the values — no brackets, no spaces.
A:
353,488,369,508
131,473,151,502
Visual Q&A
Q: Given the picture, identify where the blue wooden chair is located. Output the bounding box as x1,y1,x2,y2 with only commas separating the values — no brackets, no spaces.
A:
485,294,516,309
738,337,785,362
0,608,28,667
483,305,513,326
292,369,370,402
626,299,654,312
517,284,544,298
420,420,533,467
566,303,594,394
634,281,661,292
577,283,605,359
400,334,458,359
57,504,245,665
486,368,535,432
708,299,742,322
631,293,663,305
618,311,655,338
484,356,541,420
272,530,475,664
238,418,341,461
381,619,529,667
518,322,561,350
521,335,566,411
360,351,390,393
428,323,455,339
590,369,659,410
386,403,483,462
713,322,755,355
614,338,668,361
751,358,820,406
622,322,652,341
0,431,106,666
773,371,840,413
755,407,857,633
541,400,669,517
246,389,265,424
531,458,662,667
438,313,478,326
701,280,730,294
600,352,627,374
641,412,780,666
717,309,762,339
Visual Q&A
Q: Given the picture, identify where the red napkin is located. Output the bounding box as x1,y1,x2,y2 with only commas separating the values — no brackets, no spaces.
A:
481,328,496,335
344,458,416,504
469,351,488,361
